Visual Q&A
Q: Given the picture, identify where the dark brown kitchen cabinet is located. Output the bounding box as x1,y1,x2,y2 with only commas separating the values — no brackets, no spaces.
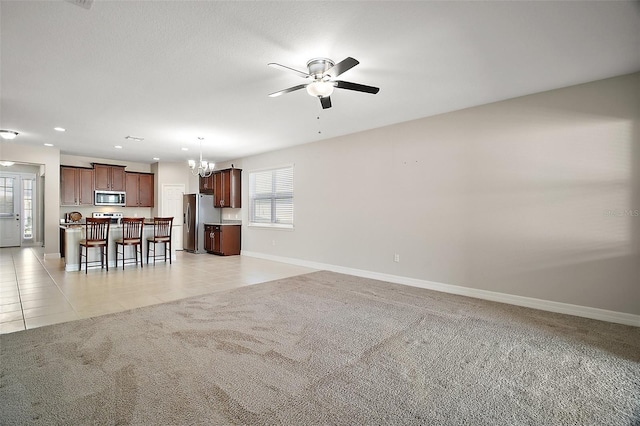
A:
138,173,154,207
203,224,214,253
125,172,154,207
204,224,241,256
60,166,94,206
93,164,126,191
199,174,214,194
214,168,242,208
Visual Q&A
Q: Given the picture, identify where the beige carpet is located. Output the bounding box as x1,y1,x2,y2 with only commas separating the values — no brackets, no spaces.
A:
1,271,639,425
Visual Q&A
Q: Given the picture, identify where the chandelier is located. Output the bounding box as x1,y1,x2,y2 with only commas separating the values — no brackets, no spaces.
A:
188,137,214,178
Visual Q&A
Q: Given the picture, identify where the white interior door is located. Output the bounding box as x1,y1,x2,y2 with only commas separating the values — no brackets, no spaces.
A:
162,184,185,251
0,173,21,247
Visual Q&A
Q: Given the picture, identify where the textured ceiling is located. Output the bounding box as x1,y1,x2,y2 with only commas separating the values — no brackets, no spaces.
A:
1,1,639,164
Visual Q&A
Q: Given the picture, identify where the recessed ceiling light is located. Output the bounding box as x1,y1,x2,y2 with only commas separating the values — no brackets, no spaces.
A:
114,145,123,149
0,130,19,140
181,147,188,151
54,127,66,132
153,157,160,161
44,143,54,147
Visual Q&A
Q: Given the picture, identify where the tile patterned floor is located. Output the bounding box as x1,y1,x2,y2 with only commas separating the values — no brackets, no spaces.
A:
0,247,315,334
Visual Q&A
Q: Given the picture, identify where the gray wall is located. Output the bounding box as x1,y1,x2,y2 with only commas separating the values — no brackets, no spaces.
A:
240,73,640,315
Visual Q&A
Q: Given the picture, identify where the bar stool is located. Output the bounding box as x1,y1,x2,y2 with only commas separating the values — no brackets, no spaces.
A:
78,217,110,274
115,217,145,269
147,217,173,265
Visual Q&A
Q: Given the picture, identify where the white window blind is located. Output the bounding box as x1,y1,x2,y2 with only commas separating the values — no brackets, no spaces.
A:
249,166,293,227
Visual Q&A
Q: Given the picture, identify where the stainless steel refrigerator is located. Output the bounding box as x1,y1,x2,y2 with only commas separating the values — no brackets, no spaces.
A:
183,194,220,253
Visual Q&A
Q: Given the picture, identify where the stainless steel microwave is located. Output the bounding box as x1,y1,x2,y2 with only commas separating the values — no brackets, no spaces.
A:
94,190,126,206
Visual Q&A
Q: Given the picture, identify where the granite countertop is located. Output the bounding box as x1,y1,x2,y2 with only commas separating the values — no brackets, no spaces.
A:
61,219,187,229
61,223,125,230
62,221,190,229
203,222,242,226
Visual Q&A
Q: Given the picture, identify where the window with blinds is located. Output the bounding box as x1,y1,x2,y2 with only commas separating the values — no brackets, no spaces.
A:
249,166,293,227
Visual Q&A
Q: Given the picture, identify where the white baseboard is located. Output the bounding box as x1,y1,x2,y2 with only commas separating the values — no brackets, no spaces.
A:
44,253,61,259
241,250,640,327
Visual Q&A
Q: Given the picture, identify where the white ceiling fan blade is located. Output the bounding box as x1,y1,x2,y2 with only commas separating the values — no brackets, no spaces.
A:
268,84,308,98
268,63,310,79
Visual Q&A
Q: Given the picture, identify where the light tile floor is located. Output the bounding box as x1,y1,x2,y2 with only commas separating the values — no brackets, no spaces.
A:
0,247,315,334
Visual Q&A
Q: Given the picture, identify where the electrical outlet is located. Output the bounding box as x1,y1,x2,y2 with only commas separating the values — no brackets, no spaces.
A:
394,254,400,262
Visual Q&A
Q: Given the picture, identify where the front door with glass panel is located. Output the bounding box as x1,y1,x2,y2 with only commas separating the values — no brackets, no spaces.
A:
0,173,21,247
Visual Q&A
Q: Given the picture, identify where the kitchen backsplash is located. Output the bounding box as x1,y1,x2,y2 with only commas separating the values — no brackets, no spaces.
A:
220,208,242,222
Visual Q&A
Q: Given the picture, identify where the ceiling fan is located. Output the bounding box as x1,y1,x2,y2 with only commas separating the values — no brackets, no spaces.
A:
268,57,380,109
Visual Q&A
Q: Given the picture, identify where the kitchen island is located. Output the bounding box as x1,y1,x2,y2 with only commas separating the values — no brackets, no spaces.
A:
60,221,175,271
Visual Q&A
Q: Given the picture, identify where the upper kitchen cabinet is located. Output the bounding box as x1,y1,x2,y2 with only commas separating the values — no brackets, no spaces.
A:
199,174,214,195
60,166,94,206
93,164,126,191
214,168,242,208
125,172,154,207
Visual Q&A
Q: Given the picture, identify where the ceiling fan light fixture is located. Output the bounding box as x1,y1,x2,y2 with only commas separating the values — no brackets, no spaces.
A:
0,130,19,140
269,57,378,109
306,81,334,98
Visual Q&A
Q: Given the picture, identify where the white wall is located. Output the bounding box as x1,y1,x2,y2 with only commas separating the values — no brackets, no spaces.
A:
240,73,640,316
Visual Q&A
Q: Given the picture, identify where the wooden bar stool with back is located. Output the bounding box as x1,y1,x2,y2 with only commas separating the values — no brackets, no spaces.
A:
115,217,145,269
78,217,110,274
147,217,173,265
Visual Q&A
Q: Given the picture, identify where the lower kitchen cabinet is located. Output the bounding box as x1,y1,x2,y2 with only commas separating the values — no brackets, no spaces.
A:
204,224,241,256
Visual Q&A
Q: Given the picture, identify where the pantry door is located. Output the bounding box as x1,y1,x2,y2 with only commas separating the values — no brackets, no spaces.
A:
162,184,185,251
